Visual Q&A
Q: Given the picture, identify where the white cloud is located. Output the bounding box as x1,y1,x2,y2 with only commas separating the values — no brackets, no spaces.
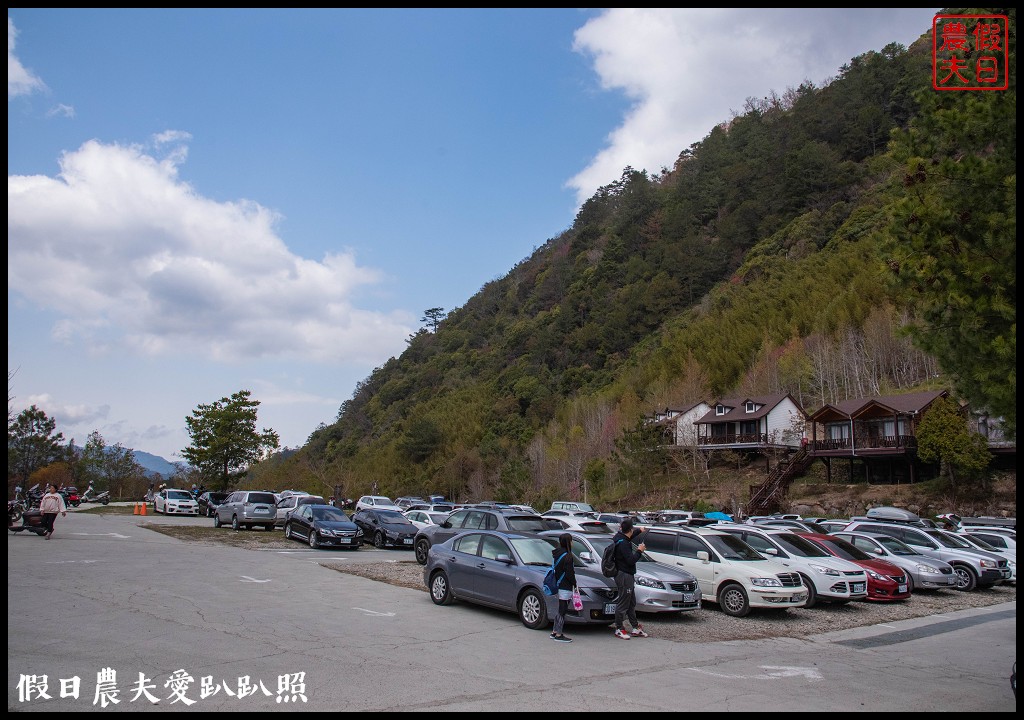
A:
569,8,936,204
22,393,110,428
46,103,75,118
8,136,416,365
8,17,47,98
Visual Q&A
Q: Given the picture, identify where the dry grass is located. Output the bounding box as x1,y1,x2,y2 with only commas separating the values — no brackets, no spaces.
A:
143,523,297,549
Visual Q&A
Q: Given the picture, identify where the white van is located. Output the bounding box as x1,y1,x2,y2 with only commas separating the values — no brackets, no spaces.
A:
639,526,807,617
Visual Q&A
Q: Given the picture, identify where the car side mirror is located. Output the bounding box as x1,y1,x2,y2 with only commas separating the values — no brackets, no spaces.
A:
579,551,594,563
871,547,883,555
697,551,710,562
763,547,778,556
495,554,513,565
442,521,452,528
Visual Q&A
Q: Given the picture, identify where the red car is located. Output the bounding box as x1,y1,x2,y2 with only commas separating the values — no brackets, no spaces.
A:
798,532,911,602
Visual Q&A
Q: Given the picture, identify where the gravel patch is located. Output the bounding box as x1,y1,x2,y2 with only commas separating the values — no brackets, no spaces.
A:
324,559,1016,642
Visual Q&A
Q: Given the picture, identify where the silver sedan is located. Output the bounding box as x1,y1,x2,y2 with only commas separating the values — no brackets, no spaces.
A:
831,531,958,591
540,529,701,614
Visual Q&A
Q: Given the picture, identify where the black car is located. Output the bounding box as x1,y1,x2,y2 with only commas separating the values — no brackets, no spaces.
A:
353,508,419,549
197,491,230,518
284,504,363,550
413,507,549,565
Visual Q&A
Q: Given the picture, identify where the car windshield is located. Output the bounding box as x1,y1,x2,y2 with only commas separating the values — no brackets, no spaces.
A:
376,510,413,524
873,536,920,556
513,537,581,567
167,490,192,500
926,530,974,549
312,507,351,522
427,513,449,524
771,533,831,557
209,493,228,502
297,496,326,505
506,517,549,532
705,533,766,561
960,534,1000,551
811,536,871,561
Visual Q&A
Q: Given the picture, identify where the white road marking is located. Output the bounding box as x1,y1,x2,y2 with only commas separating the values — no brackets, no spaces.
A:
353,607,396,617
45,559,102,564
239,576,272,583
72,532,131,539
686,665,822,681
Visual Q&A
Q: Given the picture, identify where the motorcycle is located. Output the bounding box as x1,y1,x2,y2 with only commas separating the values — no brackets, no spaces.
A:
24,483,43,510
8,497,27,525
81,484,111,505
8,507,48,536
60,485,82,508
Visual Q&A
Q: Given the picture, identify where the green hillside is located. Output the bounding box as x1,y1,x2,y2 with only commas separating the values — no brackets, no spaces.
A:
252,11,1015,508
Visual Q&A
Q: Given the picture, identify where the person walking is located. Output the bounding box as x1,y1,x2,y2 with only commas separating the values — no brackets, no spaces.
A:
39,483,68,539
550,533,577,643
611,518,648,639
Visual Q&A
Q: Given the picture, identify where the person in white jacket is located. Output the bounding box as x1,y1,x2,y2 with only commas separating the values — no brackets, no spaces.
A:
39,484,68,539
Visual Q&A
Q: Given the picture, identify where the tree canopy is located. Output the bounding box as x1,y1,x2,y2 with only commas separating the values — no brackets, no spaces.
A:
182,390,280,489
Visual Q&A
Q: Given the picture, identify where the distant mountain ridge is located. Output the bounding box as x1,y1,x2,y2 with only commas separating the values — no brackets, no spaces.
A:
133,450,181,478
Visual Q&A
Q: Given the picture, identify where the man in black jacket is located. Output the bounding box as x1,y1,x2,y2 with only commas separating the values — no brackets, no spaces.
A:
611,518,648,639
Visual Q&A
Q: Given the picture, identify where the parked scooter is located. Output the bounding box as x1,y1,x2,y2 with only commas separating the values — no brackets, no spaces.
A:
60,485,82,508
8,507,48,535
24,483,43,510
8,497,27,525
81,484,111,505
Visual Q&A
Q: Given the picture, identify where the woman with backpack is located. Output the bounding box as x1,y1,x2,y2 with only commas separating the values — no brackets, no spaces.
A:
550,533,577,643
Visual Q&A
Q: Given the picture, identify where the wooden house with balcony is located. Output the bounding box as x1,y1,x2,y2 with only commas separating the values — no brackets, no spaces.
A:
695,393,808,451
647,401,712,447
807,389,948,484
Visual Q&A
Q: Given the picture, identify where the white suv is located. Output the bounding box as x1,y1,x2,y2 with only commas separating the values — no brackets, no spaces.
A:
715,525,868,607
639,526,807,617
355,495,400,512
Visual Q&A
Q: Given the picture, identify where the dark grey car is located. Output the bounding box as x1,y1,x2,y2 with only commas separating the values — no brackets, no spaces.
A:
423,530,618,630
831,530,958,591
413,508,549,565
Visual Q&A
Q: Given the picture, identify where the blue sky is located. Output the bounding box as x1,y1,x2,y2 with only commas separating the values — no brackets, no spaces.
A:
8,9,940,462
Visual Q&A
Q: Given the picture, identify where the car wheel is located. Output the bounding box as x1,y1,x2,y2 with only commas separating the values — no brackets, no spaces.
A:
213,513,222,528
374,531,386,549
952,564,978,592
430,571,454,606
415,538,430,565
799,574,818,608
284,523,293,540
518,588,549,630
231,515,239,531
309,529,320,549
718,582,751,617
906,574,915,594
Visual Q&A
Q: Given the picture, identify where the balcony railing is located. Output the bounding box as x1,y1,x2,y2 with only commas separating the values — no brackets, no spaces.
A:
811,435,917,452
696,433,768,446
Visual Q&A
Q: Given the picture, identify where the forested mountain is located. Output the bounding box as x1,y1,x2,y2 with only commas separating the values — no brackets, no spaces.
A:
253,12,1015,506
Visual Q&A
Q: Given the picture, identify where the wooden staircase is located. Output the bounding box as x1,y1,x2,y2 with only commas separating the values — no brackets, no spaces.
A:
746,448,814,516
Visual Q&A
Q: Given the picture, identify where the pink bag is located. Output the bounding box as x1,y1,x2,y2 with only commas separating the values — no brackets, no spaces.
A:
571,587,583,611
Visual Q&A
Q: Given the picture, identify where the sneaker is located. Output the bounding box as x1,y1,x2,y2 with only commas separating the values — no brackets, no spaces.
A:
631,625,648,638
551,635,573,643
614,628,631,640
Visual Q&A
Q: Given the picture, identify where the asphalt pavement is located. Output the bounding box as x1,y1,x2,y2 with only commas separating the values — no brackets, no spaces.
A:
8,510,1016,711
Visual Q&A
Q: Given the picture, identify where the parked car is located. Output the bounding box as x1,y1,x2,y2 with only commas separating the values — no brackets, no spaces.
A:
539,529,701,614
757,519,830,534
549,501,597,514
423,530,618,630
830,530,958,591
284,504,363,549
713,525,868,608
843,518,1011,591
404,509,452,530
960,528,1017,551
818,519,851,533
214,490,278,531
942,530,1016,583
394,496,427,510
275,494,326,528
543,516,613,534
639,525,808,617
153,488,199,516
196,491,229,518
414,508,549,565
353,508,419,549
797,532,911,602
355,495,401,512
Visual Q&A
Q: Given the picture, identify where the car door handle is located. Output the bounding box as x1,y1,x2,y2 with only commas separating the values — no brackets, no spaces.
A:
477,563,486,569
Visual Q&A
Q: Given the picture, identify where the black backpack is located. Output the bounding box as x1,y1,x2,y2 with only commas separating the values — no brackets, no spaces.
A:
601,538,624,578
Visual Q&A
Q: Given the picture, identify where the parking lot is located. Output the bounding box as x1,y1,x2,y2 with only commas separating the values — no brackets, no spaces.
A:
8,510,1017,711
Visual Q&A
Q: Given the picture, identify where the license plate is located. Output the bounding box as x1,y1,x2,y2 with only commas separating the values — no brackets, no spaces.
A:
603,603,617,615
898,584,907,593
851,583,866,593
682,592,697,602
338,538,350,544
403,538,413,544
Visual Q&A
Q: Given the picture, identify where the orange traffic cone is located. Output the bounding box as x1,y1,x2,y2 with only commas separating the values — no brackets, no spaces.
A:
140,502,147,516
134,502,140,515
